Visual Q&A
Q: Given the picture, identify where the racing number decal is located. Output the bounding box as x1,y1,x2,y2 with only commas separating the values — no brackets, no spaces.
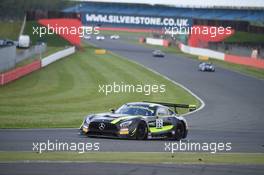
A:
156,119,163,129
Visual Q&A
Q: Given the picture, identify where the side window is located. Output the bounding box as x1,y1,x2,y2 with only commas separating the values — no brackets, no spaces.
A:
156,107,169,117
168,109,174,115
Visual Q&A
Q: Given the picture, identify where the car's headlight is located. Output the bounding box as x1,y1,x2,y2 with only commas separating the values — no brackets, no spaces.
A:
120,121,132,128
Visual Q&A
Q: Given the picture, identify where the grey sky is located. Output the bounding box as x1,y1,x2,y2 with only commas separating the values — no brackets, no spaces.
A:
75,0,264,8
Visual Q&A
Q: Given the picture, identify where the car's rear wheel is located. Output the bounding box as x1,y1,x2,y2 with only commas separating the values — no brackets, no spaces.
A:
136,122,148,140
174,122,185,141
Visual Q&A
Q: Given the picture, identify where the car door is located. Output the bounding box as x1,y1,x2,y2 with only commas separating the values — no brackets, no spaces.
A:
148,107,174,133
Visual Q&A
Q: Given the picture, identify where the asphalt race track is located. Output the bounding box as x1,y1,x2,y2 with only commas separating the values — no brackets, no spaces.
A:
0,128,262,152
0,37,264,174
0,162,263,175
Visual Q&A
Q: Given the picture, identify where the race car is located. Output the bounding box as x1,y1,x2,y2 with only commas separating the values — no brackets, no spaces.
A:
152,50,165,57
96,35,105,40
198,62,215,72
80,102,196,140
110,35,120,40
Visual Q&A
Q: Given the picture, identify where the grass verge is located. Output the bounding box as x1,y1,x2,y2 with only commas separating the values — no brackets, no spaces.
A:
0,44,199,128
0,152,263,165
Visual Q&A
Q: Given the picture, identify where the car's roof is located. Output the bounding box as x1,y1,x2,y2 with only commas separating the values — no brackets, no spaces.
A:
126,102,164,107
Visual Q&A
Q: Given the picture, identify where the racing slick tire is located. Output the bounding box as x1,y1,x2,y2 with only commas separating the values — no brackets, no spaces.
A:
136,121,148,140
174,122,185,141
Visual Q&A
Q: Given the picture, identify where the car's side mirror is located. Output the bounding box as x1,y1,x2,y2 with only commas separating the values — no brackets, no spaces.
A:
110,108,115,113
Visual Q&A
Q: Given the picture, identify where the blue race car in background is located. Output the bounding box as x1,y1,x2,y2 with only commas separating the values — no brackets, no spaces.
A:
199,62,215,72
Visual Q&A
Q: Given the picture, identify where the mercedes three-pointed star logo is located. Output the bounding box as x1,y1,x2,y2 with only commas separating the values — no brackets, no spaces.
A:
98,123,105,130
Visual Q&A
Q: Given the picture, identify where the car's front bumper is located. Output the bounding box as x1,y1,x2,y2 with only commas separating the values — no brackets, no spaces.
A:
80,124,134,139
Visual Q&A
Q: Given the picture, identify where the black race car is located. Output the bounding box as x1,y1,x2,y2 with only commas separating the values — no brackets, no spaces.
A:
80,102,196,140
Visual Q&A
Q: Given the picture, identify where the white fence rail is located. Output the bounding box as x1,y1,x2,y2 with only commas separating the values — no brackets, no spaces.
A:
180,43,225,60
146,38,164,46
41,47,75,67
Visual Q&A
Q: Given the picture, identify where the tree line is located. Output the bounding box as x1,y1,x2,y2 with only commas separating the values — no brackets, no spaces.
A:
0,0,75,20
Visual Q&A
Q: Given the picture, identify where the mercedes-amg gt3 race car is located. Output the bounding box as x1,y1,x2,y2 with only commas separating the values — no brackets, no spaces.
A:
80,102,196,140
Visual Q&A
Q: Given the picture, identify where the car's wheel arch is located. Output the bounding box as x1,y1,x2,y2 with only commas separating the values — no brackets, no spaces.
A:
135,120,148,140
173,119,187,140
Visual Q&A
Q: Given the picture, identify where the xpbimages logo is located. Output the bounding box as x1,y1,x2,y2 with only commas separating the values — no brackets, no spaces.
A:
32,24,100,38
32,140,100,153
98,82,166,96
164,141,232,153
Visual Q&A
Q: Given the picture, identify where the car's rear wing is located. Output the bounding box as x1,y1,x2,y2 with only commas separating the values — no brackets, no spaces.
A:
143,101,196,114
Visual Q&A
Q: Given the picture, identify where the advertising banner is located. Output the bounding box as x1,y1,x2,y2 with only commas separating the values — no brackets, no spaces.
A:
82,13,192,28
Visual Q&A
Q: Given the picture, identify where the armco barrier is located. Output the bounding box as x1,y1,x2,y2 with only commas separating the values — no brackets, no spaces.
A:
179,43,264,69
0,60,41,85
225,54,264,69
41,47,75,67
179,43,225,60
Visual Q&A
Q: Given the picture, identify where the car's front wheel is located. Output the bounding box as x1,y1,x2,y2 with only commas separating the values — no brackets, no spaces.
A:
174,122,185,141
136,121,148,140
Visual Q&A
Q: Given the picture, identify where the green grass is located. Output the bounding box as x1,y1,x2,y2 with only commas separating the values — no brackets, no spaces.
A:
0,152,263,165
0,44,199,128
224,31,264,43
0,21,21,40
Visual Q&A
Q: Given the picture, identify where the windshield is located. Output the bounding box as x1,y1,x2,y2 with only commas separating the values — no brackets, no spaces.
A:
115,104,156,116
